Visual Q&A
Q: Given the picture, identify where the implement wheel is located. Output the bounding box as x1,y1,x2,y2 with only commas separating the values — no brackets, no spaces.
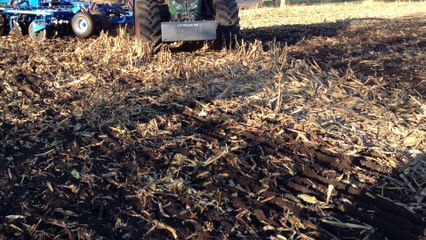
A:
72,12,96,38
134,0,162,53
214,0,241,49
29,22,47,42
0,13,10,36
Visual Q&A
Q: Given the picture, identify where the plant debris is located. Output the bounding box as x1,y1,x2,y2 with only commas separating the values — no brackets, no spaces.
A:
1,3,425,240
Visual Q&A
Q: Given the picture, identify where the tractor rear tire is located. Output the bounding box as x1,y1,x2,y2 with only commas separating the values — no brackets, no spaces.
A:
0,13,10,36
214,0,241,49
72,12,96,38
134,0,162,53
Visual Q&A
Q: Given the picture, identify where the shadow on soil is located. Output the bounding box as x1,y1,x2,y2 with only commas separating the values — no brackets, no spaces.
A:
0,16,425,240
2,79,424,239
242,18,387,46
243,16,426,94
242,20,353,45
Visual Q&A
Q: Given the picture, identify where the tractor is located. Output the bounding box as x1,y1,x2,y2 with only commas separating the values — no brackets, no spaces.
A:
133,0,241,52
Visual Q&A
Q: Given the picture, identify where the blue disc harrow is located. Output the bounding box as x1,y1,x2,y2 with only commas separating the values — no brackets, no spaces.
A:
0,0,133,42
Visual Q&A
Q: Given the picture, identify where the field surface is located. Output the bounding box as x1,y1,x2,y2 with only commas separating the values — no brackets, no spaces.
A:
1,2,425,240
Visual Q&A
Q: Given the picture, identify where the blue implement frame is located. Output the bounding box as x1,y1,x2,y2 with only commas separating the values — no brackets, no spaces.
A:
0,0,133,41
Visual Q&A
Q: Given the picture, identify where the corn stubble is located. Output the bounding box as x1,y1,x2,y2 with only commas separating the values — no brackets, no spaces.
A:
0,2,425,240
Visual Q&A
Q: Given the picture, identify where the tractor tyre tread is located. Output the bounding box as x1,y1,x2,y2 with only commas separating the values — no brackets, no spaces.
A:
214,0,241,49
134,0,162,53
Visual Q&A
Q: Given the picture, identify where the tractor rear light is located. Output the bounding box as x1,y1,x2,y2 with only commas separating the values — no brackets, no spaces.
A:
172,0,184,10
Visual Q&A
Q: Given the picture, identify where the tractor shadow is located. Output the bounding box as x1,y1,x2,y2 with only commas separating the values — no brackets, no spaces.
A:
241,17,385,46
242,16,426,94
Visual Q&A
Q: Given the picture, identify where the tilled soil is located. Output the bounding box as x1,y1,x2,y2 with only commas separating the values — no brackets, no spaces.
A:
0,12,425,240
